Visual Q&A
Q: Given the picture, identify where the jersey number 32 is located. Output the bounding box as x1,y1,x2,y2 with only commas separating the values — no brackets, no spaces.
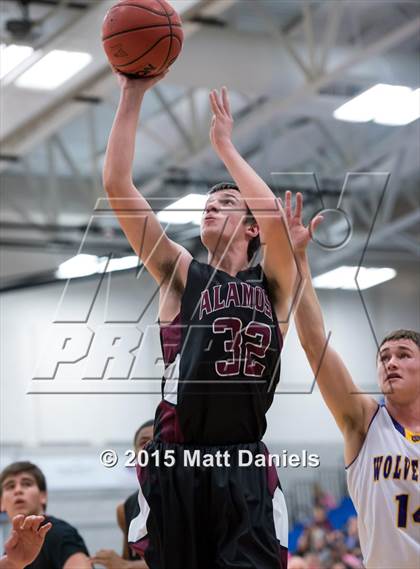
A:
213,317,272,378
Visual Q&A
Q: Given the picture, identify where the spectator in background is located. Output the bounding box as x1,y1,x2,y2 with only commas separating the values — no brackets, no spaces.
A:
312,506,333,533
92,420,154,569
311,531,330,566
304,552,323,569
341,553,363,569
344,517,360,552
313,483,336,511
0,462,90,569
292,496,363,569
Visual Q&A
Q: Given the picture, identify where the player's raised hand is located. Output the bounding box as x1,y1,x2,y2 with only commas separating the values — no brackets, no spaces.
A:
284,191,323,254
4,515,52,568
209,86,234,154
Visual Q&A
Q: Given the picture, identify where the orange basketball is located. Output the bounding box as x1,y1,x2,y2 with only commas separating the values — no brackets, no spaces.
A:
102,0,183,77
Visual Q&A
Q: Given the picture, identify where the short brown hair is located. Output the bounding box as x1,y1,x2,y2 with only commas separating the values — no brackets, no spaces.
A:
0,462,47,497
208,182,261,262
379,329,420,351
133,419,154,447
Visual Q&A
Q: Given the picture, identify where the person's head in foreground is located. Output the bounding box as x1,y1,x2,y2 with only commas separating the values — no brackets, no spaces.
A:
201,182,260,264
1,462,47,519
377,329,420,404
133,419,154,455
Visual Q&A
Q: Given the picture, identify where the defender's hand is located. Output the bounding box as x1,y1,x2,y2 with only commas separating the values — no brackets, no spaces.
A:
4,515,52,569
209,87,234,153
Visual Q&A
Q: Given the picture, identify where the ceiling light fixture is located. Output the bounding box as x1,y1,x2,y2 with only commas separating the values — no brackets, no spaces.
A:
157,193,207,225
55,254,100,280
55,255,140,280
0,43,34,80
15,49,92,90
100,255,140,273
313,266,397,290
334,84,420,126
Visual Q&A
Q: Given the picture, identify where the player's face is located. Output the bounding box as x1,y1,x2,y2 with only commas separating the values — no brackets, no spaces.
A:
377,339,420,403
1,472,46,518
134,425,154,454
201,190,255,256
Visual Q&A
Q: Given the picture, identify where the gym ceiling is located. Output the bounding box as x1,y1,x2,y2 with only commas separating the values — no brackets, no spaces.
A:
1,0,419,289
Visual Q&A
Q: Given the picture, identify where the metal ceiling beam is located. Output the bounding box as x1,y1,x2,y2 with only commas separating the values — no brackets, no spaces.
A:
45,139,59,225
2,6,418,164
51,133,82,179
255,2,313,80
318,1,346,73
393,234,420,257
314,209,420,273
134,16,420,198
153,86,195,151
218,17,420,155
302,3,316,75
380,147,408,224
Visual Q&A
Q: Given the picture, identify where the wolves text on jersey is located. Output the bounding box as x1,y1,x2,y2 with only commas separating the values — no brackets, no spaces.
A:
373,455,419,482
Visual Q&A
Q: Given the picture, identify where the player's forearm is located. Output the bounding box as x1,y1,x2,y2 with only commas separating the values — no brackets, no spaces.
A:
125,560,149,568
103,88,144,192
215,140,281,216
294,252,327,356
216,140,295,281
63,553,92,569
114,560,149,569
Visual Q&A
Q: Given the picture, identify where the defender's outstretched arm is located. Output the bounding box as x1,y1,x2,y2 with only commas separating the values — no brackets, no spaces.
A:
287,192,377,464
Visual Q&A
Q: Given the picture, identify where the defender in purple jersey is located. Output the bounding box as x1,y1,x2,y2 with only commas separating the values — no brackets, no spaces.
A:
104,74,296,568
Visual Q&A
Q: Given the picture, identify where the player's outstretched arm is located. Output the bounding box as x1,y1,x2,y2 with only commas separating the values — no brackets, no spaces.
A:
287,192,378,463
103,72,192,285
1,514,52,569
91,548,148,568
88,504,148,568
208,87,296,313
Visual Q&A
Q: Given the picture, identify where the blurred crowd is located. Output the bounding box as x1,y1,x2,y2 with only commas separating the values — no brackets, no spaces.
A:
288,485,363,569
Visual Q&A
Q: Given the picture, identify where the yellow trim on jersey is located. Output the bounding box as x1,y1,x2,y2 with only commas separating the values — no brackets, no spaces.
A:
405,429,420,443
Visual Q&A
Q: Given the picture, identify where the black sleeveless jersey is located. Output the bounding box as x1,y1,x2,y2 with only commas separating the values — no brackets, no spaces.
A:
124,492,142,560
154,259,283,445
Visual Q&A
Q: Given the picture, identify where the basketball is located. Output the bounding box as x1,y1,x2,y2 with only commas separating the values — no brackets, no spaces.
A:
102,0,183,77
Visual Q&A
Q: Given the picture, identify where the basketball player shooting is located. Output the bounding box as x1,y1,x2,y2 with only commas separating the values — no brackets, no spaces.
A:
286,191,420,569
103,73,295,568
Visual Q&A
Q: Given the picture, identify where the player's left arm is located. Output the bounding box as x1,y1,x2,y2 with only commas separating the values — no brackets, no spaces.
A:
91,549,148,568
63,552,91,569
209,87,296,316
45,520,90,569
